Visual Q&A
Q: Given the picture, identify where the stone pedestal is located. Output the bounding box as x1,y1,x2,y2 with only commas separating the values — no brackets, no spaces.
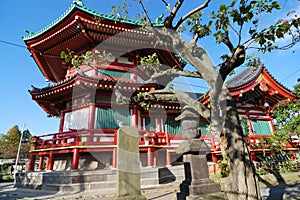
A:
177,140,220,200
115,126,146,200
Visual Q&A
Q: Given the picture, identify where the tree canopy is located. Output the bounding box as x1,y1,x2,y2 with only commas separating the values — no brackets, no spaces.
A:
0,125,31,160
273,83,300,135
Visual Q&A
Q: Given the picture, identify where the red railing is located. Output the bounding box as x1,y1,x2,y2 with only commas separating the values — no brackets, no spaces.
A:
31,129,170,150
31,129,298,153
201,135,221,151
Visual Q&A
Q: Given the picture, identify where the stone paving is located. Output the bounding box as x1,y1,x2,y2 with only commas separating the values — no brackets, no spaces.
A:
1,172,300,200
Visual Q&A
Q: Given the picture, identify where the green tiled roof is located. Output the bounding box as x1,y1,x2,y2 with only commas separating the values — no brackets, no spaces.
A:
23,0,164,41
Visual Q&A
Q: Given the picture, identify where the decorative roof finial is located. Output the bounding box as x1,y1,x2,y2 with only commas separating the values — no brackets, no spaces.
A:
25,30,34,36
73,0,84,7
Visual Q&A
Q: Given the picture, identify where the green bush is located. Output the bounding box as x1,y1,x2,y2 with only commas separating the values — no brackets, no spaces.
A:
217,154,230,178
256,169,267,175
2,175,13,182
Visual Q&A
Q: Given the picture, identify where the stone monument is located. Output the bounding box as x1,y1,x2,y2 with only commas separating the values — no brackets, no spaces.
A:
115,126,146,200
176,106,221,199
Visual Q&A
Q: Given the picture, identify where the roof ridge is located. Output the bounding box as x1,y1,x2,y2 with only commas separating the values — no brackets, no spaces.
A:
23,1,163,41
226,62,263,88
263,65,295,94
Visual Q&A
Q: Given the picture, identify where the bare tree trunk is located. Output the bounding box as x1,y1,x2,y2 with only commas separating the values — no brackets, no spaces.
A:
222,94,261,200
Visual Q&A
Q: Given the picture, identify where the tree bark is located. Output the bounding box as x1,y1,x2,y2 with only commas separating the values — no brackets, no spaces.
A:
222,94,261,200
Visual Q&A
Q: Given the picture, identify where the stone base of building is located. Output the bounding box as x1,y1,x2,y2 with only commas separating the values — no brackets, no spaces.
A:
15,165,185,192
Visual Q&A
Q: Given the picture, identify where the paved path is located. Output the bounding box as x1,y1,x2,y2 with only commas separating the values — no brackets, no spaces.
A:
1,174,300,200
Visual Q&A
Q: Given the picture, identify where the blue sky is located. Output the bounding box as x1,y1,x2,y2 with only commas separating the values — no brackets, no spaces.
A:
0,0,299,136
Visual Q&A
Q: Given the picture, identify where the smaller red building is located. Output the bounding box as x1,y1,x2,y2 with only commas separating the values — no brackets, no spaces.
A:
199,63,298,162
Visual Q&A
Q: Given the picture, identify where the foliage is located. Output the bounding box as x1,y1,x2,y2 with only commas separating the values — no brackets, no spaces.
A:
256,168,267,175
255,159,300,174
258,130,290,155
0,175,14,182
60,49,112,68
239,116,250,136
217,154,230,178
139,53,161,73
255,83,299,155
0,125,31,159
272,83,300,135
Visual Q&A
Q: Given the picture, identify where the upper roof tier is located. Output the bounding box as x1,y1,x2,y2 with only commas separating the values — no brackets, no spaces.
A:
23,1,183,82
200,62,297,108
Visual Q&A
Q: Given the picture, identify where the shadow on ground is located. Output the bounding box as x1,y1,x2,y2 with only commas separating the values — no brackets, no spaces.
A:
259,173,300,200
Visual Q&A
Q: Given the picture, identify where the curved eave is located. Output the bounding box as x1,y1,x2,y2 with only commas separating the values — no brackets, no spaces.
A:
23,3,163,41
230,68,296,99
23,3,181,82
199,66,296,106
29,73,159,115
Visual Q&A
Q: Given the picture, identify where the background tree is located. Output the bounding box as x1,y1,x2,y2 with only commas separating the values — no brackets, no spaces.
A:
272,83,300,135
0,125,31,160
265,83,300,153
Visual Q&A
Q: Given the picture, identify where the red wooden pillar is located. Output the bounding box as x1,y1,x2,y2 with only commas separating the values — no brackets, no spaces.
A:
38,156,44,171
46,151,54,171
147,148,152,167
269,119,275,133
211,153,218,163
166,150,171,166
28,154,36,171
59,112,65,132
72,148,79,170
247,112,254,135
157,117,162,132
132,62,137,81
88,103,95,129
132,106,138,127
153,150,158,167
249,151,256,162
112,148,117,168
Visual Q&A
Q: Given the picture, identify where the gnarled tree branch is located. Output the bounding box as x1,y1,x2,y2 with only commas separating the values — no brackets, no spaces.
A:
174,0,211,30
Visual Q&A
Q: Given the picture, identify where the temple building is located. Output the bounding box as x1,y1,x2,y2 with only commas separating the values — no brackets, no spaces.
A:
23,1,297,173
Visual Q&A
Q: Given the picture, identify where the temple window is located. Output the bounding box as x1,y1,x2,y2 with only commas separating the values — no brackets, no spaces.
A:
198,120,211,136
251,120,272,135
163,119,182,135
98,68,131,79
63,107,89,131
94,107,132,129
143,117,156,130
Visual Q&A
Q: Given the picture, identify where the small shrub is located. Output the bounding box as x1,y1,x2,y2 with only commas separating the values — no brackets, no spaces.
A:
256,169,267,175
2,175,14,182
217,154,230,178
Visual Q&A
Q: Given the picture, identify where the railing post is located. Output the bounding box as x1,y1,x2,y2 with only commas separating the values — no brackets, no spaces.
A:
52,134,57,147
166,149,171,166
154,150,158,167
112,147,117,168
114,130,117,145
88,103,95,129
